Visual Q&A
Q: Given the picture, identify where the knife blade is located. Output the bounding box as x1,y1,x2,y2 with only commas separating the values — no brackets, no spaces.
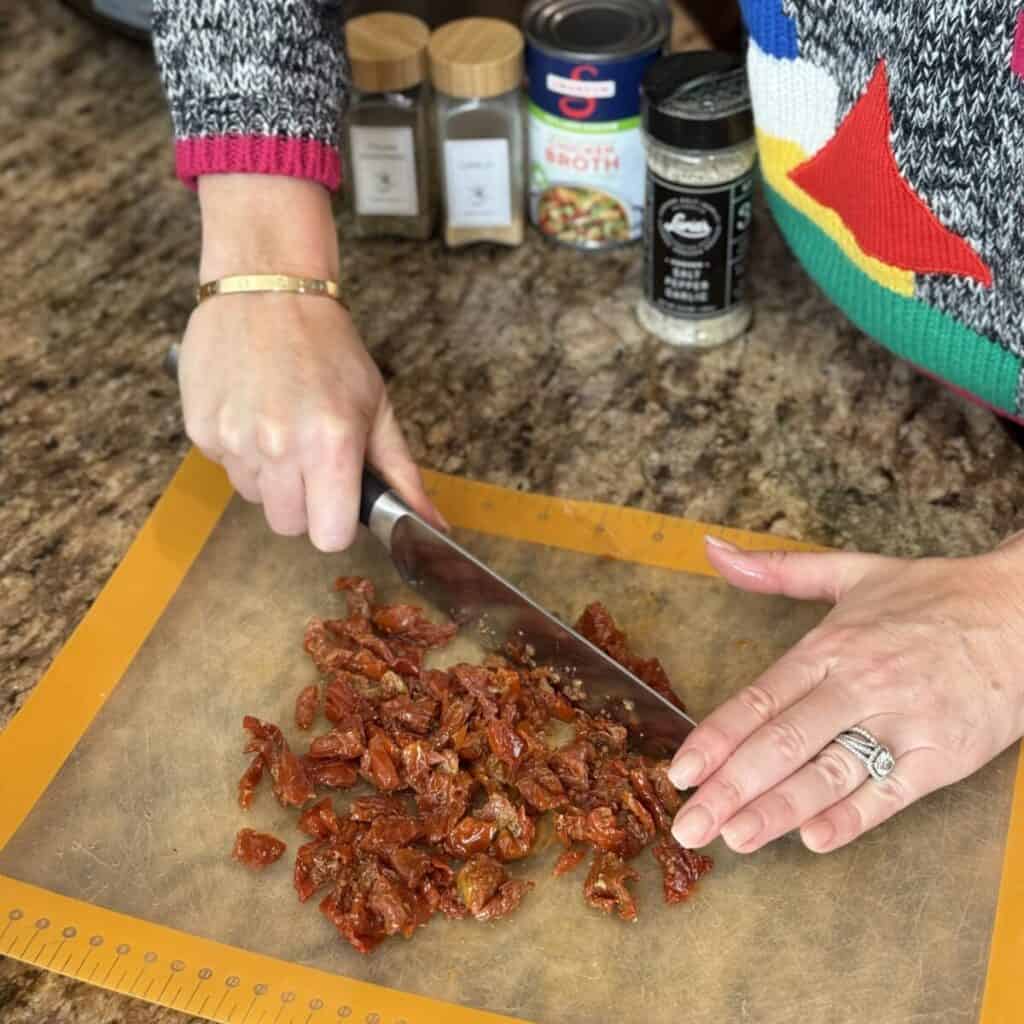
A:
163,343,695,757
359,470,695,758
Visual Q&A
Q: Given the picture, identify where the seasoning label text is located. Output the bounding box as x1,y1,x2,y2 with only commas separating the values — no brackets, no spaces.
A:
644,170,754,318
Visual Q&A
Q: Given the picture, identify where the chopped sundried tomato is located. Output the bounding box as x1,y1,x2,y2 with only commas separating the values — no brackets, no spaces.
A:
294,684,319,731
485,719,526,771
371,604,457,648
475,879,533,922
445,816,498,859
304,758,359,790
308,717,366,760
575,602,687,713
652,838,713,904
456,854,508,917
232,828,286,870
239,579,707,954
298,797,340,840
361,730,402,791
243,716,315,808
294,839,351,902
584,851,639,922
334,576,376,618
583,806,627,852
381,695,438,735
516,765,568,811
350,795,408,822
553,847,586,877
359,815,421,855
238,755,264,810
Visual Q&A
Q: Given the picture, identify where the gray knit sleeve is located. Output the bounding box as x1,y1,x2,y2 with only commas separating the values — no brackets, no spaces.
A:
151,0,350,189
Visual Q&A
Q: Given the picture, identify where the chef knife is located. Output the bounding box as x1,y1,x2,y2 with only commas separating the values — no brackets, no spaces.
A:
164,344,695,757
358,469,695,756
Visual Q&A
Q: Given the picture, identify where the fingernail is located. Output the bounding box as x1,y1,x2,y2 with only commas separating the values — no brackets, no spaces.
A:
705,534,742,554
802,819,835,852
721,810,762,851
672,805,713,848
669,748,706,789
434,507,451,532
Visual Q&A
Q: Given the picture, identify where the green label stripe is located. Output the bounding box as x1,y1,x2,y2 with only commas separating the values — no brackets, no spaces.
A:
527,101,640,134
764,182,1020,415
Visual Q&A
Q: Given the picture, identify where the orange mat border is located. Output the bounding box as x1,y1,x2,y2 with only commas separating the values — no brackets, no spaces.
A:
0,450,1018,1024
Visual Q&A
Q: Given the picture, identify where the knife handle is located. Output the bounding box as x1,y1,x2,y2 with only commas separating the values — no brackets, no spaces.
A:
359,468,396,528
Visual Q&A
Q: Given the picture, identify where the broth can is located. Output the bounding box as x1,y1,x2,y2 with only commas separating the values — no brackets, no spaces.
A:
523,0,668,249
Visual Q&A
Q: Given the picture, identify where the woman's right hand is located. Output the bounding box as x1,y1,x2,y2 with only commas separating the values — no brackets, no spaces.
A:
180,174,444,551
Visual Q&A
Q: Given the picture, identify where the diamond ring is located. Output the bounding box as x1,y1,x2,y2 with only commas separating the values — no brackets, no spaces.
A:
833,726,896,781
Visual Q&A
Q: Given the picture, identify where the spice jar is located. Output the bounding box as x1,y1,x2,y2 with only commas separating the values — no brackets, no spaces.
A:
637,52,756,347
344,13,435,240
428,18,526,248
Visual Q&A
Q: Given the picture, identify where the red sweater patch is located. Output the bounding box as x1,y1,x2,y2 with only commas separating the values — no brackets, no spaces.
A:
789,60,992,287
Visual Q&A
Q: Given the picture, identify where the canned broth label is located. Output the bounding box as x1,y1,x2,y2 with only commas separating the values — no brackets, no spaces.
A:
644,169,754,317
526,47,660,246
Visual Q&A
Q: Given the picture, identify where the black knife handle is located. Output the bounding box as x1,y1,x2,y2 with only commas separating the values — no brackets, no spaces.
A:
359,467,395,528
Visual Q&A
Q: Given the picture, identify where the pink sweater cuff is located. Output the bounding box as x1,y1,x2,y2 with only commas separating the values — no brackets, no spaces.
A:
175,136,342,191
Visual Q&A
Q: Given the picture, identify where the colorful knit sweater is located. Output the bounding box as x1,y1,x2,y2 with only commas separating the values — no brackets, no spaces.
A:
152,1,1024,421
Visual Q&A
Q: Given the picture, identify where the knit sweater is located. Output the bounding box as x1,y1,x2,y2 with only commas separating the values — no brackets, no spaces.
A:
152,1,1024,421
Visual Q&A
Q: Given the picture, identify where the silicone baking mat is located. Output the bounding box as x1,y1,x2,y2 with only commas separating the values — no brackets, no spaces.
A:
0,450,1021,1024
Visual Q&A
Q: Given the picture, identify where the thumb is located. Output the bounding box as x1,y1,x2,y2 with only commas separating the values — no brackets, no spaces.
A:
365,397,450,532
704,535,887,604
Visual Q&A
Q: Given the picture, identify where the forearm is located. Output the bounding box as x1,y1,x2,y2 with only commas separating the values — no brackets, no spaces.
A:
152,0,349,189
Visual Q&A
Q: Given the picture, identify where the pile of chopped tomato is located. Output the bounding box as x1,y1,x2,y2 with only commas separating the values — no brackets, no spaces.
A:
231,577,711,953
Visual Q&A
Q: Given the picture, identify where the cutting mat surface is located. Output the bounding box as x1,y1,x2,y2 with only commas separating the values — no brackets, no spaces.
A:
0,452,1022,1024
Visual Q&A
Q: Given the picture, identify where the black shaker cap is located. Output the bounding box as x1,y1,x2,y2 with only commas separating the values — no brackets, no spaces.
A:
642,51,753,151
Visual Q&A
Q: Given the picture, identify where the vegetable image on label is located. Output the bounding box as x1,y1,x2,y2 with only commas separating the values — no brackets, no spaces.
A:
537,186,631,245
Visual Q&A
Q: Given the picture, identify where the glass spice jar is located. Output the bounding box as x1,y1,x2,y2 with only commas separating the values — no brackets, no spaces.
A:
428,18,526,248
637,52,757,347
344,13,436,240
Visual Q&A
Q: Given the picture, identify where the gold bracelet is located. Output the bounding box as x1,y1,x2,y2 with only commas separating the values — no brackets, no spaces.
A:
195,274,346,306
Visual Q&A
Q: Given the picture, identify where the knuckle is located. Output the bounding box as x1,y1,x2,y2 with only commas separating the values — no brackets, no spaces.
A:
737,684,781,726
765,718,809,766
832,800,865,841
703,774,745,815
874,773,909,811
313,416,355,460
814,748,859,796
255,415,290,460
691,721,740,769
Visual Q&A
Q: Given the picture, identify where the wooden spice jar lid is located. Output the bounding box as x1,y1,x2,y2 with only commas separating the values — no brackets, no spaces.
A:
346,13,430,93
428,17,524,100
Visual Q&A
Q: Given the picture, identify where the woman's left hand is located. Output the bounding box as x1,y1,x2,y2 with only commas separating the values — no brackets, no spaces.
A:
667,533,1024,855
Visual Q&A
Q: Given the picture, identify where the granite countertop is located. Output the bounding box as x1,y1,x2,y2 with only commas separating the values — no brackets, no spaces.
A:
3,4,1024,1022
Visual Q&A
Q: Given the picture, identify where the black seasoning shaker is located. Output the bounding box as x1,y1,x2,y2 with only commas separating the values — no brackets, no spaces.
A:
637,52,756,347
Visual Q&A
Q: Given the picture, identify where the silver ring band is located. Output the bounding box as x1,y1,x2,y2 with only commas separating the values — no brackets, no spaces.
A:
834,726,896,781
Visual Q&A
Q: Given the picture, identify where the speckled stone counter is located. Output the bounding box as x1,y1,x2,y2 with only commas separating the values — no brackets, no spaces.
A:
2,5,1024,1022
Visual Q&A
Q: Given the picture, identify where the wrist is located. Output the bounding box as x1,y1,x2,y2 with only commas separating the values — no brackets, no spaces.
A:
198,175,340,281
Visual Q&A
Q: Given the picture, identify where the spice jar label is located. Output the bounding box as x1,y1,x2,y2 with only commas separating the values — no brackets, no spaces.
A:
350,126,420,218
443,139,513,229
644,169,754,318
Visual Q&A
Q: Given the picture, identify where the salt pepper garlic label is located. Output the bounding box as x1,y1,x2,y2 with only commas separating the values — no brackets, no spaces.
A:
645,168,754,317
